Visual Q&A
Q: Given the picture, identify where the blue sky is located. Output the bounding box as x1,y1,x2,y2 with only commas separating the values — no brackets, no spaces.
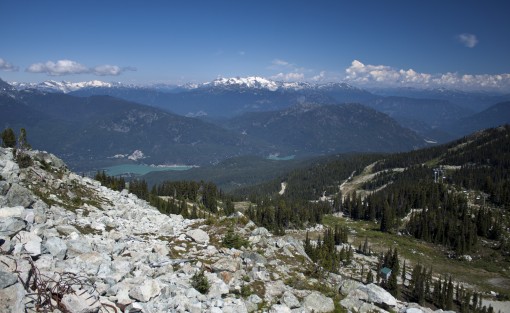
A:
1,0,510,90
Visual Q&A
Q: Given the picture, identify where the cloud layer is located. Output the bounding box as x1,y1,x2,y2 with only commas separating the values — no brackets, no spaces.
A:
0,58,19,72
26,59,135,76
344,60,510,91
457,33,478,48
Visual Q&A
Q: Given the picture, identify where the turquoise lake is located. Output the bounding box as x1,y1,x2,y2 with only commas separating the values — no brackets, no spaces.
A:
267,155,296,161
103,164,194,176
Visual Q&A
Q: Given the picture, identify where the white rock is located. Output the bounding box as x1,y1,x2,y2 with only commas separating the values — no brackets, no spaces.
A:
407,308,424,313
363,283,397,307
0,217,26,237
282,291,301,309
302,292,335,313
251,227,270,236
0,206,24,219
60,292,101,313
186,229,209,244
128,279,161,302
23,240,41,256
270,304,292,313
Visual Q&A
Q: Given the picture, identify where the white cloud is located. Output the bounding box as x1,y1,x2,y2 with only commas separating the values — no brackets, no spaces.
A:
26,59,135,76
271,72,305,81
344,60,510,91
93,65,136,76
27,59,89,76
272,59,291,67
0,58,19,71
311,71,326,82
457,33,478,48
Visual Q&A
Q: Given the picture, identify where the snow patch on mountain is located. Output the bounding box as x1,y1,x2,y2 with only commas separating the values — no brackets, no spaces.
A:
11,80,121,93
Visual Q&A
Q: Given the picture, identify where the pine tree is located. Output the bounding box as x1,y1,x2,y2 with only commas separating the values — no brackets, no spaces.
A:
1,128,16,148
18,128,31,150
401,260,407,286
366,270,374,284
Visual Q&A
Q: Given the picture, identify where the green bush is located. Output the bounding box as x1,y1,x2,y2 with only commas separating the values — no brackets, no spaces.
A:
191,271,210,294
16,153,33,169
222,228,250,249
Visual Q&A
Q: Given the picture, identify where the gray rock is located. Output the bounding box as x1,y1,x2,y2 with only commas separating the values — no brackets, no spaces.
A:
212,257,240,272
22,209,34,224
339,279,363,296
44,237,67,260
66,239,92,258
270,304,292,313
0,269,18,289
245,299,259,313
186,229,209,244
0,282,25,313
0,217,26,237
23,239,41,257
14,232,42,256
251,227,270,236
0,181,9,195
362,283,397,308
32,200,48,224
129,279,161,302
302,292,335,313
56,224,80,236
282,291,300,309
0,159,19,182
60,292,101,313
5,183,35,208
242,251,267,265
221,298,248,313
0,206,24,219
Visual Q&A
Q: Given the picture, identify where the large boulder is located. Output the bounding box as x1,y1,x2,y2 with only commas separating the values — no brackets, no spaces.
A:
186,229,209,244
0,283,26,313
302,292,335,313
242,251,267,265
44,237,68,260
362,283,397,308
129,279,161,302
5,184,35,208
0,269,18,289
0,206,24,219
281,291,300,309
0,217,26,237
60,292,102,313
212,257,240,273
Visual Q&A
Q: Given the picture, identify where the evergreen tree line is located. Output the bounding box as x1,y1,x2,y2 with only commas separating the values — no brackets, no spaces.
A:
303,226,351,273
94,171,126,191
94,172,232,218
236,153,383,201
374,125,510,207
246,197,334,234
407,263,495,313
343,165,500,254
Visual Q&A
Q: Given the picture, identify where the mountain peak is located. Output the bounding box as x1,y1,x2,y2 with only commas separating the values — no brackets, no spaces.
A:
10,79,121,93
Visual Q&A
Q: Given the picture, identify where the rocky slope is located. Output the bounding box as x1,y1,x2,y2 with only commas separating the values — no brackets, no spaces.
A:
0,147,442,313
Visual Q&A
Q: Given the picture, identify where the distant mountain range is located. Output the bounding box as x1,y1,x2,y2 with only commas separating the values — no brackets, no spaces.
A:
1,78,430,171
2,77,510,173
9,77,510,141
223,103,425,155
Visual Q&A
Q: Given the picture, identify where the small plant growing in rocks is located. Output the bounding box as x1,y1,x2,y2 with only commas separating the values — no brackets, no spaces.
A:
191,270,210,294
222,227,250,249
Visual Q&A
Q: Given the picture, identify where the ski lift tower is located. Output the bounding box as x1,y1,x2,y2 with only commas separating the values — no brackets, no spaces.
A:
433,167,444,183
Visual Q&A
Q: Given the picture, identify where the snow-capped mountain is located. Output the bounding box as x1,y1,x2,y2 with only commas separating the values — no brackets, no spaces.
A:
201,76,315,91
9,76,367,94
10,80,122,93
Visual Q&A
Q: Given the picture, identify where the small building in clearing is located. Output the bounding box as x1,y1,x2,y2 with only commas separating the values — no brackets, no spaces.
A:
380,267,392,280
